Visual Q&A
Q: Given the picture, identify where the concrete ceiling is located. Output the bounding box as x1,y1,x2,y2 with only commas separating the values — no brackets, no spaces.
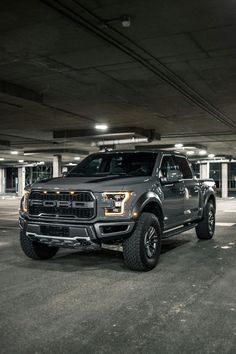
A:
1,0,236,162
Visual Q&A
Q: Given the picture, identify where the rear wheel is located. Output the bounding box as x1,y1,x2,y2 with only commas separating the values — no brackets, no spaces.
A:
20,230,59,260
196,202,215,240
123,212,162,271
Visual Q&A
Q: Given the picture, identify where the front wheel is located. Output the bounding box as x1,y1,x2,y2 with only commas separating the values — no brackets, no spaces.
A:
20,231,59,260
123,212,162,271
196,202,215,240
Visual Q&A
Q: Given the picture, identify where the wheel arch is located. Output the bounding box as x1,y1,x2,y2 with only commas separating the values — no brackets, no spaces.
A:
133,192,164,231
205,193,216,211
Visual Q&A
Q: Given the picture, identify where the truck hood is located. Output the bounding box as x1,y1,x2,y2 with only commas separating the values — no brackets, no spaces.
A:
31,175,151,192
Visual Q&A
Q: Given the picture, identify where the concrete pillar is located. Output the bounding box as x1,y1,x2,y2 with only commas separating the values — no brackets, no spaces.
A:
18,166,26,197
200,162,209,179
0,168,6,194
221,163,228,198
53,155,62,178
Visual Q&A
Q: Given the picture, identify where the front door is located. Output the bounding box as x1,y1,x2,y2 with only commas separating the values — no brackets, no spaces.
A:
159,155,185,229
173,155,201,222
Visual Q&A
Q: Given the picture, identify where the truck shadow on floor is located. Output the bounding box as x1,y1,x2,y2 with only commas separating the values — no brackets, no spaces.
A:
17,237,191,273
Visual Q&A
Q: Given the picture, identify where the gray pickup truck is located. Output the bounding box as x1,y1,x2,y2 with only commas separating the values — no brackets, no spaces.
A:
19,150,216,271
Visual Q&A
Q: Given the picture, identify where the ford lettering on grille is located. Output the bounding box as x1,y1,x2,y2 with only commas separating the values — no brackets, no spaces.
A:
29,191,95,219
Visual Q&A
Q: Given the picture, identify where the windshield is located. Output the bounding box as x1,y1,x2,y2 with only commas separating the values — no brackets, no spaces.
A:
67,152,158,177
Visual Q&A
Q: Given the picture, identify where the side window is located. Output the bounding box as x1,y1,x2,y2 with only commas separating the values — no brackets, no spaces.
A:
159,156,176,178
174,156,193,179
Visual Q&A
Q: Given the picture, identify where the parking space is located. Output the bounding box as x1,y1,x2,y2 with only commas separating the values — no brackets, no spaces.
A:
0,198,235,354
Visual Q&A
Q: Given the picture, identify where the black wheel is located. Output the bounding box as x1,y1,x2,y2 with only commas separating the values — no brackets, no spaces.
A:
20,230,59,260
196,202,215,240
123,212,162,271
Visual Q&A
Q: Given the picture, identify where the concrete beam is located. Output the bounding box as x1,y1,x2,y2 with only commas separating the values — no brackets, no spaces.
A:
24,148,89,155
53,127,160,140
0,139,10,147
0,81,43,103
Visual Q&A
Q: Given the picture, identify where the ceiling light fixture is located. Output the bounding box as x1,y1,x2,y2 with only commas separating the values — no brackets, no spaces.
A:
187,151,195,155
68,162,77,166
0,158,5,161
18,160,24,163
174,143,183,148
95,124,108,130
74,156,81,161
121,15,131,28
11,151,18,155
199,150,207,156
208,154,215,158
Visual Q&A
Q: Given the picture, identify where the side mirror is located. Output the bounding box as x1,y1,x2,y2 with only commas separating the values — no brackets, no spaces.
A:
160,170,183,184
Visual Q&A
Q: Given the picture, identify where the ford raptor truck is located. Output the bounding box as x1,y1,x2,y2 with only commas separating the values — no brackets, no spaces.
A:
19,150,216,271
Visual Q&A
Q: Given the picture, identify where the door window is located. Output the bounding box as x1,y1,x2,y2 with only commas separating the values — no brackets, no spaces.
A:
159,156,176,178
174,156,193,179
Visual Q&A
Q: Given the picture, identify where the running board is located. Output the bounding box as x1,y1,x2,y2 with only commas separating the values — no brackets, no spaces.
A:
163,223,197,239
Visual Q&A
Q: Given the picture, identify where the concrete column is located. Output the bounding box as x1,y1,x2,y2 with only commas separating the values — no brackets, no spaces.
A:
200,162,209,179
53,155,62,178
221,162,228,198
0,168,6,194
18,166,26,197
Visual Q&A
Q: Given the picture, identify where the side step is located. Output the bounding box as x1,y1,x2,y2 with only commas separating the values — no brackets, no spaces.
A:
163,223,197,239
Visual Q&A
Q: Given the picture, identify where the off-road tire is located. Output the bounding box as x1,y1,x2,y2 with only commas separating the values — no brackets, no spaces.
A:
123,212,162,271
196,202,215,240
20,230,59,260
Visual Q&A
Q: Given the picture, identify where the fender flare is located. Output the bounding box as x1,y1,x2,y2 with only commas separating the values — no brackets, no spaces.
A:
132,191,163,217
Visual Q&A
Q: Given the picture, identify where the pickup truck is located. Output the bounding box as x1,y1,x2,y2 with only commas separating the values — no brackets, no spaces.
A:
19,150,216,271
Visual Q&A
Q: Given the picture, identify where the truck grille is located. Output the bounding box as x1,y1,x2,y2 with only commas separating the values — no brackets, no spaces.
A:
29,191,96,220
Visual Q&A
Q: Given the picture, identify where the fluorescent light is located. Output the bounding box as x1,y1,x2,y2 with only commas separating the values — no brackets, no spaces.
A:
11,151,18,155
0,158,4,161
208,154,215,158
68,162,77,166
74,156,81,161
18,160,24,163
175,143,183,148
199,150,207,155
187,151,195,155
95,124,108,130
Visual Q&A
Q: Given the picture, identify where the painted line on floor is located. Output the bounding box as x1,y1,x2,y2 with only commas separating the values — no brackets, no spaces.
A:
216,222,236,227
223,210,236,213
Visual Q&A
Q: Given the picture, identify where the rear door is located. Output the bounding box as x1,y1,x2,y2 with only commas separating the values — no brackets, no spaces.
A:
159,155,185,228
173,155,201,222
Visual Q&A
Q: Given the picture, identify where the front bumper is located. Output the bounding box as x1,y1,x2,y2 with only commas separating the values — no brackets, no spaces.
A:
19,215,135,248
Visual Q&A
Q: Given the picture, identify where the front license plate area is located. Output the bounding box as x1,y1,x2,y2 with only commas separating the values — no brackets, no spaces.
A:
40,225,70,237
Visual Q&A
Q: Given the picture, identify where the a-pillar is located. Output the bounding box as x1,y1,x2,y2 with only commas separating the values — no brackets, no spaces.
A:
53,155,62,178
200,162,209,179
18,166,26,197
0,168,6,194
221,162,228,198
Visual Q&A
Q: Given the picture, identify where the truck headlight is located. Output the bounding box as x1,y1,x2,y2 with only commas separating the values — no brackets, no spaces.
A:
22,190,30,212
102,192,131,216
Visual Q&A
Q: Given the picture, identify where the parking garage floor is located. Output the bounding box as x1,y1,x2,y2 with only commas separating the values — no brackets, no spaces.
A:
0,197,236,354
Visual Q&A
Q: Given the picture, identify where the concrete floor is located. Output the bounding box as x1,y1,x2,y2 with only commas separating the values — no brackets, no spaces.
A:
0,198,236,354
